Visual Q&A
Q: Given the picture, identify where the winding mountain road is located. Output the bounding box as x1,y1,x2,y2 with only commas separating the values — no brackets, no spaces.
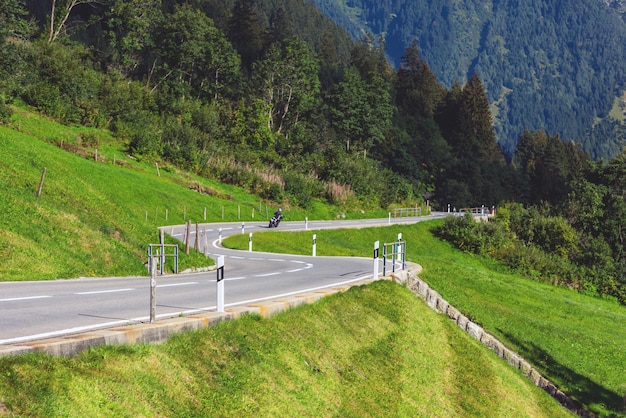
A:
0,214,446,345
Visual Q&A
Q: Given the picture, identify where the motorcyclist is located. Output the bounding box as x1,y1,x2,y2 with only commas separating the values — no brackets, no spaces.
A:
269,208,283,228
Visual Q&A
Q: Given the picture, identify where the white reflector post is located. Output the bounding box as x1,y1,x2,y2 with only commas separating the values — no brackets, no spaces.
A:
216,255,225,313
373,240,380,280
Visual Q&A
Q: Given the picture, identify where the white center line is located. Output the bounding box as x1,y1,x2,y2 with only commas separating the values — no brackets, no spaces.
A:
157,282,198,288
0,295,52,302
75,288,134,295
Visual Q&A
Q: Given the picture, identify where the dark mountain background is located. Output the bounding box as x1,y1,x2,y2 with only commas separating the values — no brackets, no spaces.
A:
310,0,626,160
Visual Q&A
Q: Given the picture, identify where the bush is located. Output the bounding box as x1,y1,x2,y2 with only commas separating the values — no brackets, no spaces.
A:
0,97,12,124
434,213,513,255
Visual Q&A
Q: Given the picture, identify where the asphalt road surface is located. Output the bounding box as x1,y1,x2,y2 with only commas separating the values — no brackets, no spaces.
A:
0,213,447,344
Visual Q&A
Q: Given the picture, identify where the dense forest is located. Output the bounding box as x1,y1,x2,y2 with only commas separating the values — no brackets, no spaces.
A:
0,0,624,302
311,0,626,160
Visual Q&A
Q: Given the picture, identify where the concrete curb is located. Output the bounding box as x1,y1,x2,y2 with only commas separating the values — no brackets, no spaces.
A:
395,266,593,418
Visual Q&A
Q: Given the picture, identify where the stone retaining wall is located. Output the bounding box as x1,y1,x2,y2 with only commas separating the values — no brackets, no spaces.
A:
389,266,593,418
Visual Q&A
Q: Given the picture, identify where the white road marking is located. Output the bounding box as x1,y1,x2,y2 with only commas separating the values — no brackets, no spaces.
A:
0,295,52,302
75,289,134,295
157,282,198,288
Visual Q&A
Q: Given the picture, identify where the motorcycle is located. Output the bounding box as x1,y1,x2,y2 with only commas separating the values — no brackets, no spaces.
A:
268,213,283,228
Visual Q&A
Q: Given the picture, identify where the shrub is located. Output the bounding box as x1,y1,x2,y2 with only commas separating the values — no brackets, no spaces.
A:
0,97,12,124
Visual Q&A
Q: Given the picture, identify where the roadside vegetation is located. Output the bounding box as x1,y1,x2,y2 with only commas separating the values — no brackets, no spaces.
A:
223,221,626,417
0,280,572,417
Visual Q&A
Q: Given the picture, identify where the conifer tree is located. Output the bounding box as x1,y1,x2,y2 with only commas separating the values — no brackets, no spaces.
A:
394,39,444,119
460,72,504,165
228,0,265,74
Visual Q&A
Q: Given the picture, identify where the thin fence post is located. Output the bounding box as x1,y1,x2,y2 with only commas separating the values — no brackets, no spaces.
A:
37,167,47,198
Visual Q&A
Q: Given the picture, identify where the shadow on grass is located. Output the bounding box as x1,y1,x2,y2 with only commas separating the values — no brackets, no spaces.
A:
500,330,624,417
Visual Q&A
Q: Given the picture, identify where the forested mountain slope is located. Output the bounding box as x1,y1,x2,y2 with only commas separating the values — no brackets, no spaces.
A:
311,0,626,159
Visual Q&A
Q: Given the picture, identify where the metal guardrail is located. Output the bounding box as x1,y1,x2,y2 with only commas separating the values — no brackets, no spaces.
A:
394,207,422,217
147,243,179,275
382,240,406,276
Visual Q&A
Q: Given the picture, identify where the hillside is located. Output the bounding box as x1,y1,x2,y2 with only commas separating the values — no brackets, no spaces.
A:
0,280,573,417
311,0,626,159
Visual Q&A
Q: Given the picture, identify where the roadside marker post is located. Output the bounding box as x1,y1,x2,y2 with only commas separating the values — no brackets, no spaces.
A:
397,233,403,261
388,212,391,224
248,233,253,252
241,222,245,234
373,241,380,280
305,217,308,230
312,234,317,257
218,227,222,244
216,256,225,313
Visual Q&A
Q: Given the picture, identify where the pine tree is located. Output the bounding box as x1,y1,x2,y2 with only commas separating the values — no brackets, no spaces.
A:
460,72,504,165
394,39,444,119
228,0,265,74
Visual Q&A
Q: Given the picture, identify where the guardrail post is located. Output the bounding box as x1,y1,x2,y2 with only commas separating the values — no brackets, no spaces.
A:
159,229,165,275
402,241,406,270
150,258,156,323
397,233,402,262
373,241,380,280
382,244,387,276
312,234,317,257
216,256,225,313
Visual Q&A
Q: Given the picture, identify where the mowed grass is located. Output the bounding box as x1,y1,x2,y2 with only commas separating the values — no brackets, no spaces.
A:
223,222,626,417
0,280,571,417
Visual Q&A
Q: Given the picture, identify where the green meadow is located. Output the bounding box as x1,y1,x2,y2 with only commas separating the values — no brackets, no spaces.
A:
224,223,626,417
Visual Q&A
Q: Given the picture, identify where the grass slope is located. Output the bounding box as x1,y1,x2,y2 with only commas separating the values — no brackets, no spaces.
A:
0,281,571,417
223,223,626,417
0,108,371,281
